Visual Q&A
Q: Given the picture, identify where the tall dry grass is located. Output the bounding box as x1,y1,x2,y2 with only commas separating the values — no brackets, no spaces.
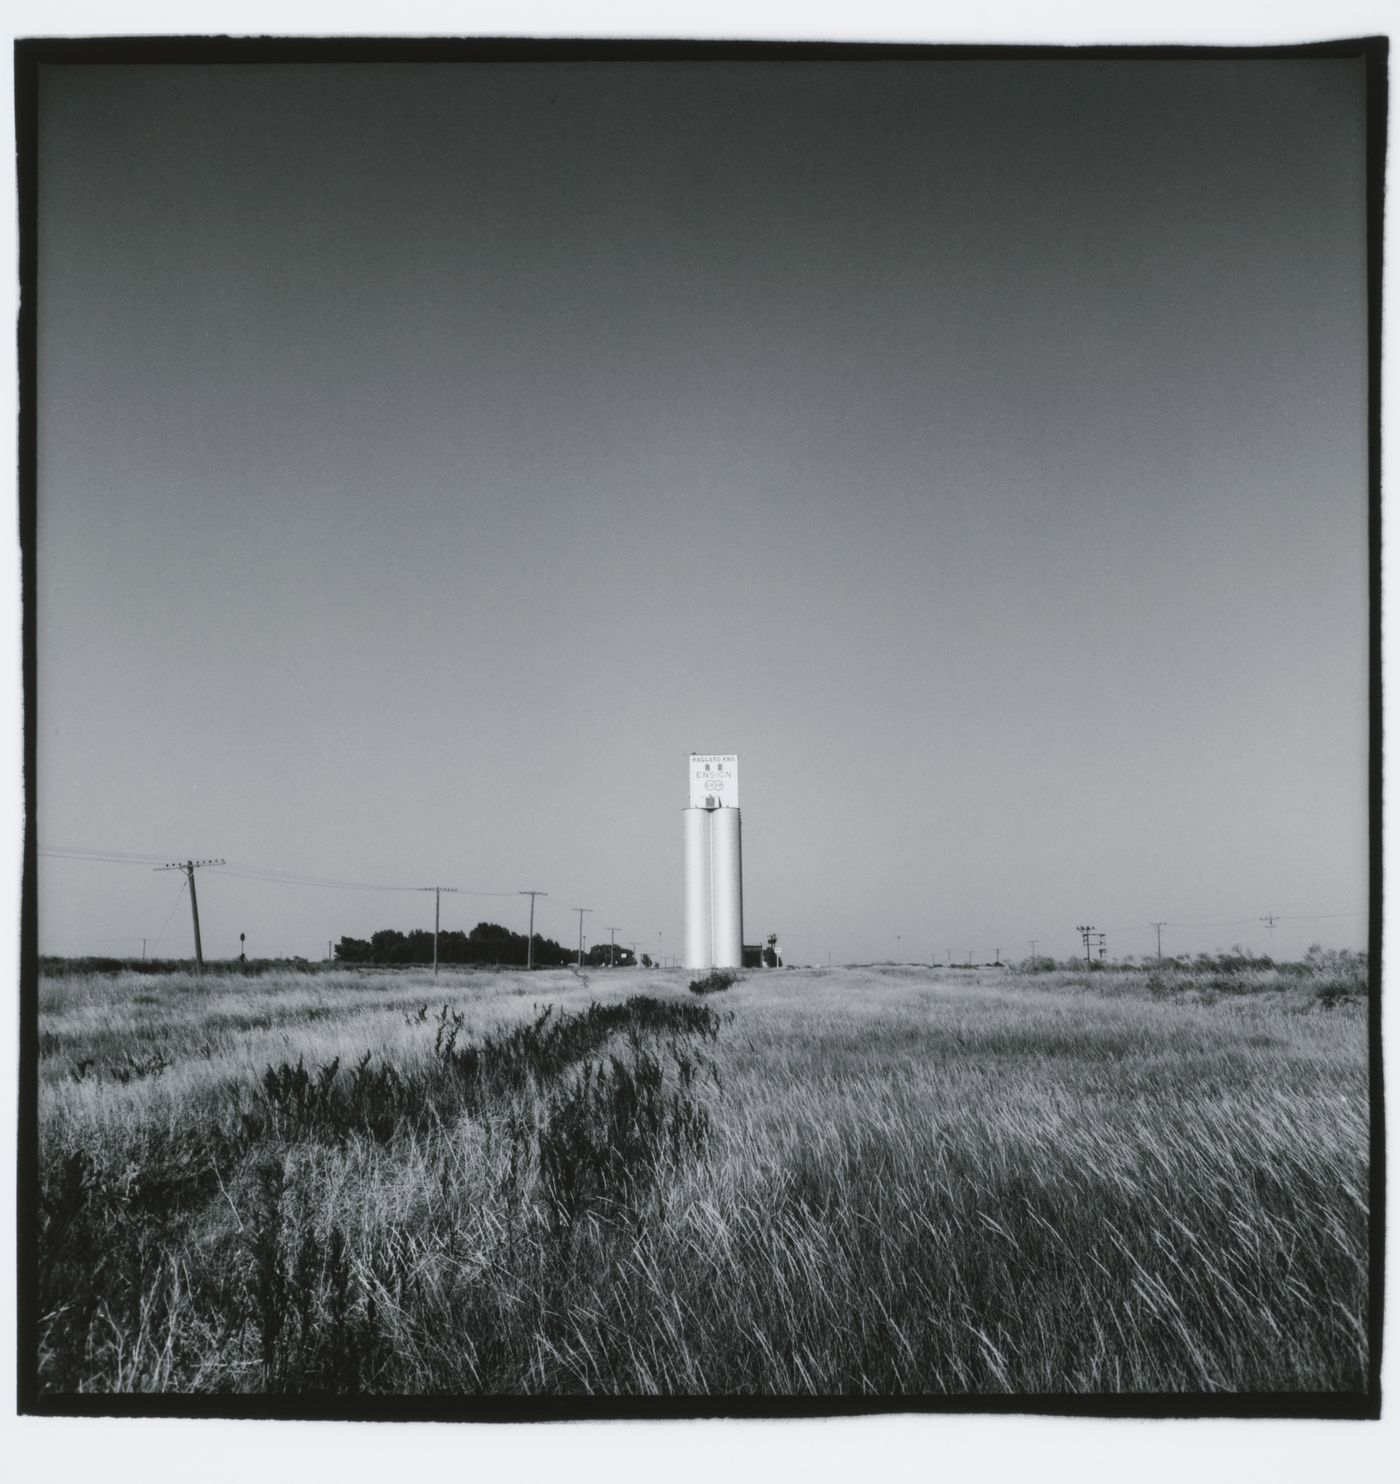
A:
34,961,1369,1395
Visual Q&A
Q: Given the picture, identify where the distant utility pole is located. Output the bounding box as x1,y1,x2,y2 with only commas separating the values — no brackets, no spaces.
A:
141,938,147,961
1259,913,1278,955
155,860,225,974
994,945,1001,965
1076,924,1096,971
1029,938,1038,967
419,886,457,975
519,890,547,969
606,926,619,967
1151,921,1166,964
573,907,591,967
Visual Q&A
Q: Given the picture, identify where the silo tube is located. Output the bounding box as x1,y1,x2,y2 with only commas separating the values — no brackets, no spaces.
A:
710,807,743,970
683,807,713,970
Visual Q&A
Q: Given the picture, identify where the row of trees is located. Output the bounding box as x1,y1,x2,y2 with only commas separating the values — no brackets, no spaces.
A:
334,922,637,968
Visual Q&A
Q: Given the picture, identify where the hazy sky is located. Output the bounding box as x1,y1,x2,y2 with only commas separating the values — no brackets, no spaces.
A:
34,56,1370,964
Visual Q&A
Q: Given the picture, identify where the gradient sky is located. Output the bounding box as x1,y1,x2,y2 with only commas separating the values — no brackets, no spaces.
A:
34,56,1370,965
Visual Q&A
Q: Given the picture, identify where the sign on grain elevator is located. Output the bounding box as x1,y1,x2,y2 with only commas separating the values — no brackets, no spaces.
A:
689,753,739,810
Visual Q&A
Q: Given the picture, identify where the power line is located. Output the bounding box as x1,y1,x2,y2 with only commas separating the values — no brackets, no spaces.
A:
44,850,519,897
43,936,148,946
46,847,1364,964
1119,912,1364,931
43,851,424,892
207,866,424,892
1275,912,1366,922
40,847,172,866
207,864,518,895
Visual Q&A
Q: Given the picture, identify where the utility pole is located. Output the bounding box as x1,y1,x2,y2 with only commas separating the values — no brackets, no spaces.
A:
419,886,457,975
994,944,1001,966
1151,921,1166,964
141,938,147,961
1076,924,1096,971
519,890,546,969
1259,913,1278,957
1029,938,1038,968
606,926,619,968
155,860,225,974
629,941,638,966
572,907,591,967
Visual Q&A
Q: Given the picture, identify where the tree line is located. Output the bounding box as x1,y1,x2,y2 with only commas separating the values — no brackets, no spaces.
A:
334,922,638,968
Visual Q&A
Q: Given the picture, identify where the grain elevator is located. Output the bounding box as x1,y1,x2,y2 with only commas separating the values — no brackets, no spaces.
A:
683,753,743,970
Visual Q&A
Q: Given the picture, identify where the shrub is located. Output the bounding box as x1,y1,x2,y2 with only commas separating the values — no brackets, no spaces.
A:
246,1052,410,1145
689,969,740,995
537,1039,715,1236
1316,972,1368,1011
238,997,727,1151
435,996,723,1103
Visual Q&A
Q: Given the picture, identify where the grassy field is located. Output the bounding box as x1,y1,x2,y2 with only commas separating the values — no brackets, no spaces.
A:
32,959,1371,1398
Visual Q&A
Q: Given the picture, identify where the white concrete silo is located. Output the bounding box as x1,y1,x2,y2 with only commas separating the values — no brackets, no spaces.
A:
682,806,713,971
709,807,743,968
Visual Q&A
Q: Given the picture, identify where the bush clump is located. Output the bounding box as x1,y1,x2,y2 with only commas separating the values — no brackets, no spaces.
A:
688,969,740,995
